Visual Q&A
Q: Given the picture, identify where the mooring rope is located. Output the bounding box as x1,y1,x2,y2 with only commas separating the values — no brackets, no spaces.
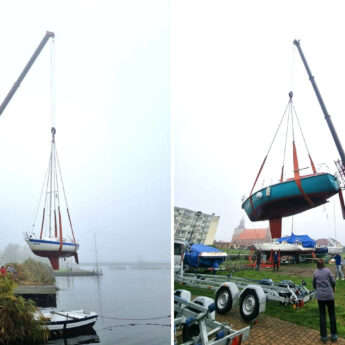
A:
96,322,171,332
98,314,171,321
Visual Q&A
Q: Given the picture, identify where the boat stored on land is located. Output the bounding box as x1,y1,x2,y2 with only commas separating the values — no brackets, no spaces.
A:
254,241,309,254
255,234,316,254
184,244,227,270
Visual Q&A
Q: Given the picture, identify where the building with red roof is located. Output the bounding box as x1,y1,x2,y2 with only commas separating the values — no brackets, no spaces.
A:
231,218,271,247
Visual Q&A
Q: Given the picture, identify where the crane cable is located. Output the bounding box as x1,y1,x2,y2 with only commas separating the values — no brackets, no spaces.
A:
248,97,291,219
280,98,292,181
50,38,56,129
291,102,317,173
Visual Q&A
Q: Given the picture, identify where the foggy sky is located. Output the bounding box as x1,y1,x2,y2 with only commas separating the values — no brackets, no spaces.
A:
0,1,170,263
173,1,345,245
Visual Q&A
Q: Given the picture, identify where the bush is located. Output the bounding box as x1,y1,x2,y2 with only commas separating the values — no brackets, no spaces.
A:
0,277,49,344
9,259,55,284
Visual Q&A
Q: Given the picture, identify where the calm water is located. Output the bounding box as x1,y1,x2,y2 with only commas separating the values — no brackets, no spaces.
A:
45,266,171,345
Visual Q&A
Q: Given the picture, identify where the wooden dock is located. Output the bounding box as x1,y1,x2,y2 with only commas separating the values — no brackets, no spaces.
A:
14,285,57,307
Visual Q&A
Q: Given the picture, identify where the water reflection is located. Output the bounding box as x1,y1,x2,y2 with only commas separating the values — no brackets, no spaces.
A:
49,267,170,344
47,329,100,345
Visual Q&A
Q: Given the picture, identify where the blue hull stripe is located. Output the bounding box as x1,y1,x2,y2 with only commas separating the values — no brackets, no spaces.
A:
29,239,79,247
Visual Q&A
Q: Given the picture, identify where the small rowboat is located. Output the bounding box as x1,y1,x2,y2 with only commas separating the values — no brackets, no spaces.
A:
37,309,98,334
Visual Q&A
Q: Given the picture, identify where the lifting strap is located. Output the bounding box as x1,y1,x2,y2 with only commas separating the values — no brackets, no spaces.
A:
58,206,63,251
249,156,267,219
67,208,77,247
293,141,315,206
309,154,317,174
280,165,284,183
54,209,58,238
40,208,45,239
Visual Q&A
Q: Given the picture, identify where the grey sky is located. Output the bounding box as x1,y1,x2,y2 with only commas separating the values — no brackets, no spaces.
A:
173,1,345,244
0,1,170,263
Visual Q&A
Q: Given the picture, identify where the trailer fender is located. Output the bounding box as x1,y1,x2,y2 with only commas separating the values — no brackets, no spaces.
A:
239,285,266,321
215,282,240,314
174,289,191,303
192,296,216,320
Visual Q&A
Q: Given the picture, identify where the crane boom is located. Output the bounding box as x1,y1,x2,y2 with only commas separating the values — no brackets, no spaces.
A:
293,39,345,167
0,31,55,117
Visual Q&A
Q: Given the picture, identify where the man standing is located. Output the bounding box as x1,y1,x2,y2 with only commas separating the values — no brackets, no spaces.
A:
256,251,261,271
273,251,279,271
313,259,338,343
334,253,344,281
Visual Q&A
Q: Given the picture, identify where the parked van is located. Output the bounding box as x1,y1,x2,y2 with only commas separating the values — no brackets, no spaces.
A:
174,239,187,273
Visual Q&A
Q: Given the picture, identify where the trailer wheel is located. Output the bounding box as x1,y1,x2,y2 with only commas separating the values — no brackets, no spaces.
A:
215,286,232,314
240,289,260,321
182,322,199,342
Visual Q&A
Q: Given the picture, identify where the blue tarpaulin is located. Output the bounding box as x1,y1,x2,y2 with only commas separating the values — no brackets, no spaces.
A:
183,244,227,268
276,233,316,248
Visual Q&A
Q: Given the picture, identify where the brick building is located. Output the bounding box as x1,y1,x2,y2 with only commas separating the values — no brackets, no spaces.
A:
231,218,271,248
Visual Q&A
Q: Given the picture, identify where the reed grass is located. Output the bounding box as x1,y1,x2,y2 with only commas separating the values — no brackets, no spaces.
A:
0,277,49,344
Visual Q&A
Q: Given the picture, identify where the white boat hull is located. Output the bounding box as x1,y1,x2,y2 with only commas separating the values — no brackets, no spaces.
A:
25,237,79,256
254,242,314,253
39,309,98,333
327,246,344,254
24,233,79,270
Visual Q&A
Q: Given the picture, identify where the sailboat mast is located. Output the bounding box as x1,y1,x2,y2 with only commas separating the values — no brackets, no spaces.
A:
94,233,99,271
293,40,345,166
48,127,56,237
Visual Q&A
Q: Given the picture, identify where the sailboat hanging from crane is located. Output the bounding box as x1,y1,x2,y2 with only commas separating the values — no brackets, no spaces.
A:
25,126,79,270
0,31,80,270
241,92,341,239
242,40,345,239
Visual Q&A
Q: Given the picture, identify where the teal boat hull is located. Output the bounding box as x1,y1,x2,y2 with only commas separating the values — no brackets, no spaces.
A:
242,173,340,221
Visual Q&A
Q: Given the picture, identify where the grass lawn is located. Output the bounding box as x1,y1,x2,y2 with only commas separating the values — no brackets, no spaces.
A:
175,263,345,338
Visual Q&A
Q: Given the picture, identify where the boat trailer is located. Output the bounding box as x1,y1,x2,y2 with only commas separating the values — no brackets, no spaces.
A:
174,290,250,345
175,272,316,321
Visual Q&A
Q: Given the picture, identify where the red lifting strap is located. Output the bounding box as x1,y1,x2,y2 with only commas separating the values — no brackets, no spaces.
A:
293,141,315,207
67,208,77,248
309,154,317,174
40,208,45,239
58,206,63,251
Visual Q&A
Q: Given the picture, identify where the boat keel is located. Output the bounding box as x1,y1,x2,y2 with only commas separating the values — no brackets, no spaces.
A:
74,252,79,264
269,218,282,239
48,257,60,270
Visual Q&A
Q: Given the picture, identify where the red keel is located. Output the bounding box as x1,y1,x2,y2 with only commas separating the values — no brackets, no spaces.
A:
48,257,60,270
269,218,282,239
